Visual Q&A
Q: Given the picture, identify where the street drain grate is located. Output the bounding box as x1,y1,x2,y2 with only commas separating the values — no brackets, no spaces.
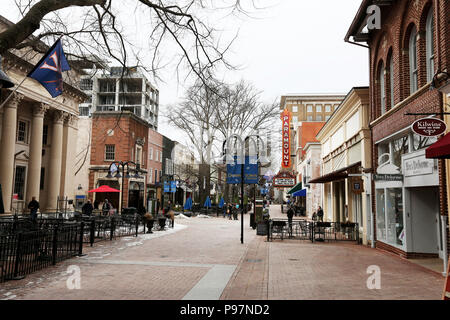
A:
246,259,262,263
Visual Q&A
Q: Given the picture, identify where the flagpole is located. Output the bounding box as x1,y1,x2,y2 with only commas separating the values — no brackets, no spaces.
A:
0,76,27,110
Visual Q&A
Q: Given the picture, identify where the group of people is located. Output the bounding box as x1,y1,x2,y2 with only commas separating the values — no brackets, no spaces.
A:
81,199,115,216
222,203,239,220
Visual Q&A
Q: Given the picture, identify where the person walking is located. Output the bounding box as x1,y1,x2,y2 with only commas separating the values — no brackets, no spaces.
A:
227,203,232,220
27,196,39,222
287,205,294,238
82,200,94,216
317,206,324,222
102,199,111,216
233,203,239,220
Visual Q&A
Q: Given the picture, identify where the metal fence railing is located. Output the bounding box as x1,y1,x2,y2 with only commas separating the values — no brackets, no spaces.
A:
0,223,83,283
0,213,175,283
267,219,360,244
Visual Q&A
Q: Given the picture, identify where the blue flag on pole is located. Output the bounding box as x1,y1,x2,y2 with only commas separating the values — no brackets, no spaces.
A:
27,39,70,98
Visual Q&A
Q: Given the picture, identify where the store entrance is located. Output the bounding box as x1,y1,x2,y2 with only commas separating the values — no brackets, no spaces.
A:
408,187,440,256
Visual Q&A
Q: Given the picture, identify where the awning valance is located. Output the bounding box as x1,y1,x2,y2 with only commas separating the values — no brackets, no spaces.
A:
292,188,307,197
426,133,450,159
309,161,362,184
287,182,302,194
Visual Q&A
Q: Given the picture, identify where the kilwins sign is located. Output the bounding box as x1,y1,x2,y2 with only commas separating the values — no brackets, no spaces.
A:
411,118,446,137
281,109,291,168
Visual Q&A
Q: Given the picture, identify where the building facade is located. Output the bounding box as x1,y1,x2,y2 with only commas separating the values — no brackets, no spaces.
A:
147,129,163,206
87,112,149,211
279,94,345,205
0,16,85,214
78,64,159,130
313,87,371,244
346,0,449,263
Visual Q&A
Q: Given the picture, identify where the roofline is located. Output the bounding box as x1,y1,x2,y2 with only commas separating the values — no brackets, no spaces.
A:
344,0,371,42
315,86,369,138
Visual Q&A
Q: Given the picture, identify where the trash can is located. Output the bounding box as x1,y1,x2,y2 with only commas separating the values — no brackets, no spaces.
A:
256,221,268,236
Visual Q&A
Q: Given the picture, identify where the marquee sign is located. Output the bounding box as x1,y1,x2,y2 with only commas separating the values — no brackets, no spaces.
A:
272,171,296,188
281,109,291,168
411,118,446,137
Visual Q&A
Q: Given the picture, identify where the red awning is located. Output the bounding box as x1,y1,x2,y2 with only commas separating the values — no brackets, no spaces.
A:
426,133,450,159
88,185,120,193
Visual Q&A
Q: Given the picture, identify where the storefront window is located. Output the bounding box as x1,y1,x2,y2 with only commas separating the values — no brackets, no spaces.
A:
392,135,408,168
377,143,389,163
376,189,386,241
386,188,404,246
412,134,437,151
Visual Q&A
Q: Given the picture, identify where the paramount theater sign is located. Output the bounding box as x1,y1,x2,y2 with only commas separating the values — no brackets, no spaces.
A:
281,109,291,168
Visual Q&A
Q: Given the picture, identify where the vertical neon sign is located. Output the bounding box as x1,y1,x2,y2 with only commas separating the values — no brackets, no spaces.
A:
281,109,291,168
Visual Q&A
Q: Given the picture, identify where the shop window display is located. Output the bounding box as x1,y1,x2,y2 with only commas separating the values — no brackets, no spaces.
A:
386,188,404,246
376,189,386,241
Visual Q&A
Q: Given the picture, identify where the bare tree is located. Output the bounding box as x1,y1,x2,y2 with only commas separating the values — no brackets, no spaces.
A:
0,0,259,85
165,77,278,203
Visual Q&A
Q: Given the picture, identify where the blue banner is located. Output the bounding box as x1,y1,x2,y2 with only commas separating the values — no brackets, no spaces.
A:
170,181,177,193
227,158,241,184
164,182,170,193
227,156,259,184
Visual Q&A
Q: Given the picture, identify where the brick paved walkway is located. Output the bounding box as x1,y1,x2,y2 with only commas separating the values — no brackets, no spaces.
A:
0,206,445,300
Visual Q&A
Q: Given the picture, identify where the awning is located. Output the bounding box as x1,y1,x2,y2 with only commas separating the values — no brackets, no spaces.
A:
292,189,307,197
426,133,450,159
88,185,120,193
287,182,302,194
309,161,361,184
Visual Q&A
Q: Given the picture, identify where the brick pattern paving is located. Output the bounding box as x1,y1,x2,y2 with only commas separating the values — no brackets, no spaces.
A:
0,206,445,300
221,205,444,300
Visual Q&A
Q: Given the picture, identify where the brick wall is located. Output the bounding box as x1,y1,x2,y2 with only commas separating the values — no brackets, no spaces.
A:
89,112,149,208
365,0,450,257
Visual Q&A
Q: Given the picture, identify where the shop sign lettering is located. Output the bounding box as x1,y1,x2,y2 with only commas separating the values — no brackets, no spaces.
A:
411,118,446,137
403,157,434,177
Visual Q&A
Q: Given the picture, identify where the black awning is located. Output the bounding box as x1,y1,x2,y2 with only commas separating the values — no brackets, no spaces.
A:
309,161,362,184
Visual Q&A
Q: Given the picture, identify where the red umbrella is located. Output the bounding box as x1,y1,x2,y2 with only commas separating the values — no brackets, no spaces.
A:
88,185,120,193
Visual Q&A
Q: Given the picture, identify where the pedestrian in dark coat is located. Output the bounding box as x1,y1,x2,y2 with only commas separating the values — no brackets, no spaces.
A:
317,206,324,222
82,200,94,216
227,204,233,220
287,205,294,237
28,196,39,221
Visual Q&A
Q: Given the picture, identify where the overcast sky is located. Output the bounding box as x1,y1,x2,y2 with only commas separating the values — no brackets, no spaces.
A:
155,0,369,143
2,0,369,148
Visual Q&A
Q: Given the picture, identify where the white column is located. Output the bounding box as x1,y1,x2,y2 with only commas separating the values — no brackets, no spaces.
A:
26,103,48,205
0,94,22,213
60,114,78,201
46,110,64,211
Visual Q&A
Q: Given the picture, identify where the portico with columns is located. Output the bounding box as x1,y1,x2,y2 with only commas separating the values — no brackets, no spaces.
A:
0,52,85,214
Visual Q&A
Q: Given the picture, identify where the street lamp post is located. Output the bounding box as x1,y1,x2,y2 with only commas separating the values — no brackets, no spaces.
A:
223,134,269,244
106,161,144,214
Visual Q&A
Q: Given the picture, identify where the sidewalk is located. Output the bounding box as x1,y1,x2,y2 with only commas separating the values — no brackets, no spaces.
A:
221,205,445,300
0,206,444,300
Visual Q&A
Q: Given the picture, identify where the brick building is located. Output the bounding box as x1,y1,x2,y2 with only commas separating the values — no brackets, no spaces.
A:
88,112,149,211
147,129,163,208
346,0,449,268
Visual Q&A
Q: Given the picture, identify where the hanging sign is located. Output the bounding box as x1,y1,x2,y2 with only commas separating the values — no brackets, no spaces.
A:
411,118,446,137
281,109,291,168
